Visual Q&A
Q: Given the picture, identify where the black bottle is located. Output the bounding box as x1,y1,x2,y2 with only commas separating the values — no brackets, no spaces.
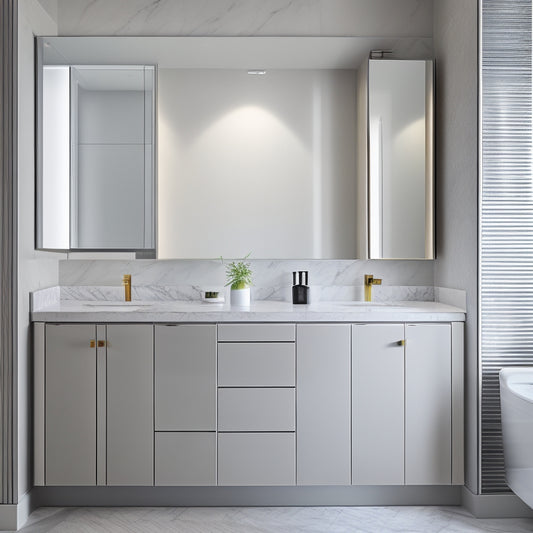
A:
292,270,309,304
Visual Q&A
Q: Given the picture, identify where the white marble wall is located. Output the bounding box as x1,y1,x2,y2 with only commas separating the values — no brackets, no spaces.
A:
51,0,432,38
58,259,435,302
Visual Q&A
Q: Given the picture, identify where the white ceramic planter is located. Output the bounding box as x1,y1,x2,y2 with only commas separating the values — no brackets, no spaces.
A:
230,287,251,307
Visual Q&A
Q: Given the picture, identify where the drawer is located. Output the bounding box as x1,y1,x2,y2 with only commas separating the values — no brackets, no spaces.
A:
218,343,295,387
218,432,295,486
218,388,295,432
218,324,295,342
155,432,216,486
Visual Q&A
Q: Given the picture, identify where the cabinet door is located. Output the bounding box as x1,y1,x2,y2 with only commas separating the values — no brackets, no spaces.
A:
352,324,405,485
155,324,216,430
107,324,153,485
405,323,451,485
45,324,96,486
297,324,351,485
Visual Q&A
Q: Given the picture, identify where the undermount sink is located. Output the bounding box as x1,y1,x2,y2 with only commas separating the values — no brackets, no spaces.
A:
83,302,153,311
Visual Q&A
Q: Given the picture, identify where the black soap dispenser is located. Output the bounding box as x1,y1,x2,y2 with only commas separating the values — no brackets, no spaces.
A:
292,271,309,304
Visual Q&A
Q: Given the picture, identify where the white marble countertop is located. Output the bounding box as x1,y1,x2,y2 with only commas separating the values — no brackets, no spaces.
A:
31,299,465,323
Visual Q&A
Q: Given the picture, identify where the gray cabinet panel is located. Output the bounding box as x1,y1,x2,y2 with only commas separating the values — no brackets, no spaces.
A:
45,324,97,486
218,388,295,432
155,432,216,486
218,324,295,342
218,343,295,387
218,433,295,486
352,324,405,485
405,323,452,485
107,324,153,486
296,324,351,485
155,324,216,431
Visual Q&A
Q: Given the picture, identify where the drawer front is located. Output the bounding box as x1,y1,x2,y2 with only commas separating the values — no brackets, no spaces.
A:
218,343,295,387
218,433,295,486
218,324,295,342
218,388,295,432
155,432,216,486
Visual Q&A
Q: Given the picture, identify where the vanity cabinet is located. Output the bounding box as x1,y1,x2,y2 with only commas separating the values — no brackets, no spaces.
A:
296,324,351,485
154,324,216,486
37,323,153,486
352,323,463,486
217,324,296,486
35,319,463,491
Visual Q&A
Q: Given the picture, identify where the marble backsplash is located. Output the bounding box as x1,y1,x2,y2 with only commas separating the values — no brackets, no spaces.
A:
45,259,437,306
56,283,434,304
59,259,433,288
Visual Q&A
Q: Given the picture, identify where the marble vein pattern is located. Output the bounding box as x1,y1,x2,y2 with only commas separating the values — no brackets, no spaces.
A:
53,0,432,38
30,285,60,311
58,259,434,290
30,300,465,324
16,505,533,533
53,284,435,305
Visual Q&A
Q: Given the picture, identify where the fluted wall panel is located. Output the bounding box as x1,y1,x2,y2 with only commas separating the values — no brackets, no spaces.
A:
0,0,17,504
480,0,532,494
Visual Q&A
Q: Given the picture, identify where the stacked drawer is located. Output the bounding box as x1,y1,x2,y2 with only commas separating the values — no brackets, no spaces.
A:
217,324,296,485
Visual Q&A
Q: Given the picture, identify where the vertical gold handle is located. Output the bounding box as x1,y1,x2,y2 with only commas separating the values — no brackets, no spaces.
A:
397,340,405,346
90,340,96,348
97,340,106,348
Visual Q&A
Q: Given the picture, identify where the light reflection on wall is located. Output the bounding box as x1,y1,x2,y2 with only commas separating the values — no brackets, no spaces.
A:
158,69,356,259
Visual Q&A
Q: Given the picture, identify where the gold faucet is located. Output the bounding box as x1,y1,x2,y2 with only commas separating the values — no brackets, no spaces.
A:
123,274,132,302
364,274,382,302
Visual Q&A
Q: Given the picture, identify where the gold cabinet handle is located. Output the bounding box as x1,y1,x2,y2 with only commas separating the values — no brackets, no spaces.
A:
97,340,106,348
397,340,405,346
90,340,96,348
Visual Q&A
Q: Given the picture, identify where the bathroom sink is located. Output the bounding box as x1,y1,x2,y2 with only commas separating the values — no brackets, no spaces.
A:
83,302,153,311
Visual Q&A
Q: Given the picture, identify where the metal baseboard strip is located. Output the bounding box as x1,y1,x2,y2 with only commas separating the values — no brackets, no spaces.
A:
32,486,462,508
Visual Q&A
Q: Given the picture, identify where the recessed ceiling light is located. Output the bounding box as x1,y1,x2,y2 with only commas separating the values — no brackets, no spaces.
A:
247,70,266,75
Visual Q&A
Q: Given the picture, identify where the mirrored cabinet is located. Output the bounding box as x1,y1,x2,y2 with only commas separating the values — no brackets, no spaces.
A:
36,45,155,252
357,58,435,260
35,37,434,259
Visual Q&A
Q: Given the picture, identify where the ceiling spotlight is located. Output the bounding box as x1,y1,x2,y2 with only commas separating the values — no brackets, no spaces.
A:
247,70,266,75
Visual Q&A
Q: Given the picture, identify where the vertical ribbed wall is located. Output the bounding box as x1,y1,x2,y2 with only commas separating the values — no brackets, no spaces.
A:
480,0,532,493
0,0,17,505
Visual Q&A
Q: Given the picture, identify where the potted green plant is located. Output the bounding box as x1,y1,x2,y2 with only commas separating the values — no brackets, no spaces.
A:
224,255,253,307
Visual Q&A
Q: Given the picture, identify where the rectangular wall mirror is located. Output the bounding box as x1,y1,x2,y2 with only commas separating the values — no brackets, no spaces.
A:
37,54,155,251
358,58,434,260
36,37,433,259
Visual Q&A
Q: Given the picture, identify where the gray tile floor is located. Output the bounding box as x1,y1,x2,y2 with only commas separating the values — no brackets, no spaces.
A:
14,506,533,533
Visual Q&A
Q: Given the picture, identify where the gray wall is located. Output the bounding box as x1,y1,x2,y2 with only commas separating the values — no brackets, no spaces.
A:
17,0,64,500
433,0,479,493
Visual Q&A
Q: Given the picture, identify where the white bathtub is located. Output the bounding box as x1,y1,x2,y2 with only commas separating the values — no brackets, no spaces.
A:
500,367,533,509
